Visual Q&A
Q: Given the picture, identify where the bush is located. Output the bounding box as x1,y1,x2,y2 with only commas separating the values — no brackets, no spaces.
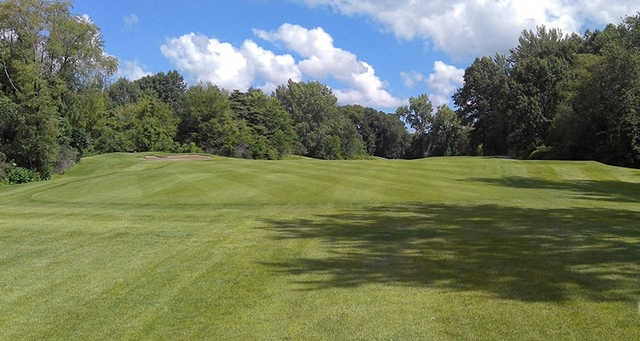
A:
172,142,202,154
5,165,38,184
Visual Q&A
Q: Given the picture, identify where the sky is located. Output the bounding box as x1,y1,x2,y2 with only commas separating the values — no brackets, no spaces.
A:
73,0,640,111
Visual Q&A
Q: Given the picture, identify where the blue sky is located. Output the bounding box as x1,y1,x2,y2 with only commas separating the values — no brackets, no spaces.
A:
73,0,639,110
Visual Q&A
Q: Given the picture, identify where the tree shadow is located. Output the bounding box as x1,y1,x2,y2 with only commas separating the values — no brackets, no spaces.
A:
469,176,640,203
259,204,640,302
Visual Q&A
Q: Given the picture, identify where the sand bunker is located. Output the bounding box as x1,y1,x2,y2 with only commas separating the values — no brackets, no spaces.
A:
142,154,212,161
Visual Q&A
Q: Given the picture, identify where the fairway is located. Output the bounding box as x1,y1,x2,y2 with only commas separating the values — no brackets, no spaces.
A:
1,153,639,339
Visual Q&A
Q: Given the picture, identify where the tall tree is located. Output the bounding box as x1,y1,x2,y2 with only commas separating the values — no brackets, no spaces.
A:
229,89,296,159
454,55,511,156
0,0,115,177
276,80,364,159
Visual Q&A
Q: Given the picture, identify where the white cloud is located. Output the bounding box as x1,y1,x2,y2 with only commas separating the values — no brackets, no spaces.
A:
123,14,139,27
161,33,252,90
426,61,464,107
160,33,300,92
116,60,151,81
302,0,639,58
240,40,302,93
161,25,404,108
255,23,405,107
400,71,424,89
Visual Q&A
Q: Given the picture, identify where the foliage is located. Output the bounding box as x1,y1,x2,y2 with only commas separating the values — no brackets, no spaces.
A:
454,55,511,156
177,84,253,157
429,105,470,156
275,80,367,159
396,94,433,136
134,70,186,112
0,0,115,180
230,89,296,159
4,163,38,184
454,16,640,167
342,105,410,158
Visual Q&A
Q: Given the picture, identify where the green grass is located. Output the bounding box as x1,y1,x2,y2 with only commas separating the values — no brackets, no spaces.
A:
1,153,639,340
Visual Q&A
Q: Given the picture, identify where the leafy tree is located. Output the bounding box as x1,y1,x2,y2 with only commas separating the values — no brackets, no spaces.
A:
106,78,141,109
0,0,115,177
275,80,365,159
430,105,470,156
396,94,435,158
396,94,433,135
454,56,511,156
342,105,409,158
178,84,253,157
134,70,186,112
275,80,339,156
229,89,296,159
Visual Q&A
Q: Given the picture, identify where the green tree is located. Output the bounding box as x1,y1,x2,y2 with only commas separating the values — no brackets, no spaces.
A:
178,84,253,157
429,105,469,156
396,94,434,158
342,105,409,158
229,89,296,159
454,55,512,156
134,70,186,113
0,0,115,177
275,80,339,156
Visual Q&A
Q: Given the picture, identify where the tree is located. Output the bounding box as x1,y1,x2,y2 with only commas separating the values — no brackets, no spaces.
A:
454,56,511,156
0,0,115,177
178,84,253,157
134,70,186,113
396,94,434,158
430,105,470,156
342,105,409,158
396,94,433,135
106,78,141,109
229,89,296,159
275,80,364,159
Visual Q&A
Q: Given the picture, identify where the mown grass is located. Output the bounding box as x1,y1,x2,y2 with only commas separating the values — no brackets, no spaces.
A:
1,153,639,340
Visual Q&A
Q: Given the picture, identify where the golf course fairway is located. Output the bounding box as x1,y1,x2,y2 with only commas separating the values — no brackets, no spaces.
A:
1,153,639,340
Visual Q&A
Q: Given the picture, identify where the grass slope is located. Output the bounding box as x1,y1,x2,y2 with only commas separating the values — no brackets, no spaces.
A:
1,153,639,340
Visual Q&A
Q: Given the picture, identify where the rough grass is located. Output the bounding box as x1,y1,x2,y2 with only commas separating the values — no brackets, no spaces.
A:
1,153,639,340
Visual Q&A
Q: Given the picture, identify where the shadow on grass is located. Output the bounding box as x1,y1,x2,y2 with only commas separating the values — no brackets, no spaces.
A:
260,204,640,302
469,176,640,203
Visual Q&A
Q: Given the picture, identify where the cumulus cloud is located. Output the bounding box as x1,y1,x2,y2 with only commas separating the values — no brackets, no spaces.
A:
160,33,301,92
255,23,405,107
240,40,302,93
400,71,425,89
426,61,464,107
161,24,404,108
123,14,139,28
116,60,151,81
302,0,639,58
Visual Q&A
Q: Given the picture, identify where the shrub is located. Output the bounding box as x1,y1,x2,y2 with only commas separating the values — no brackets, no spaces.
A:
5,165,38,184
172,142,202,154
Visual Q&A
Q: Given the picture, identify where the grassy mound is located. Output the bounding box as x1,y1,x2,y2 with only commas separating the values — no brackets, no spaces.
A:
1,153,639,339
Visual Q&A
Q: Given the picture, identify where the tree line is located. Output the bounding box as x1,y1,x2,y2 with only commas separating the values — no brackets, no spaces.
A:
1,0,640,184
454,14,640,167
